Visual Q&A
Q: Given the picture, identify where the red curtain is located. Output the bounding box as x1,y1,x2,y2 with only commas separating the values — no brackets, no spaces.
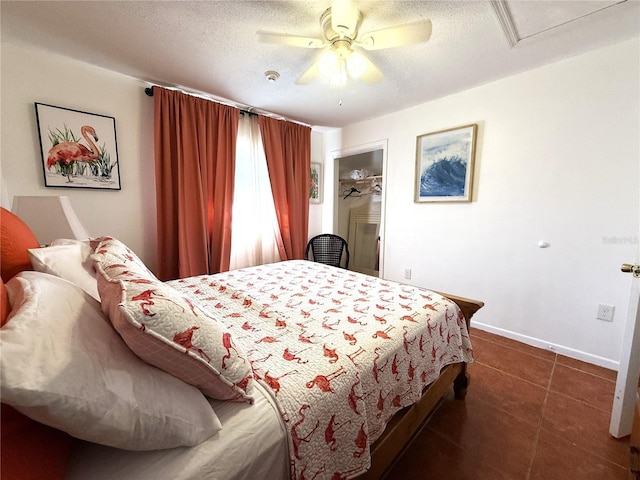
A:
258,116,311,260
153,87,239,280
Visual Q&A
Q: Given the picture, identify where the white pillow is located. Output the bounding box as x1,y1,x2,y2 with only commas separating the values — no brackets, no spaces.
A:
28,239,99,300
0,271,221,450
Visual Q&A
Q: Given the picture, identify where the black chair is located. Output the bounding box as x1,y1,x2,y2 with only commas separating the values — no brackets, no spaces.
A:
305,234,350,269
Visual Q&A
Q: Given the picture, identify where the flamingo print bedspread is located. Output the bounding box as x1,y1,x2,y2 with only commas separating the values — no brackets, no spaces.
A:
170,260,473,480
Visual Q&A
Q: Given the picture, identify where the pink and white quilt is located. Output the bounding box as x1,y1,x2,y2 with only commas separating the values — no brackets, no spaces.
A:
170,260,473,480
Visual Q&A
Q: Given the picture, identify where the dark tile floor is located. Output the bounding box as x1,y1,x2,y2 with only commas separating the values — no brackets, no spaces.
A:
383,328,630,479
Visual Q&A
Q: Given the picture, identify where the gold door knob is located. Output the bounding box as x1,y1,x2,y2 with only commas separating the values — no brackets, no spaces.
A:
621,264,640,277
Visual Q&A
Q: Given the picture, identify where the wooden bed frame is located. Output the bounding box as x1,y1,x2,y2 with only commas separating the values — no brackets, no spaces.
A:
358,293,484,479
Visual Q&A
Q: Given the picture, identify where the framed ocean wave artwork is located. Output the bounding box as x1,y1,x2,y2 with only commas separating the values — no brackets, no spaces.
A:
414,124,477,203
35,103,121,190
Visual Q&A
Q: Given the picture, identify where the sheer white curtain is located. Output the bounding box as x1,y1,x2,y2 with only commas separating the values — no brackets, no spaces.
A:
229,114,282,270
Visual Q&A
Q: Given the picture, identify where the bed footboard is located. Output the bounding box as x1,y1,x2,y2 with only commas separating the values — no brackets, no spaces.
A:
440,292,482,401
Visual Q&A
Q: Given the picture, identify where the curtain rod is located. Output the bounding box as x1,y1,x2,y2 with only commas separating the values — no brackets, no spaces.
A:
144,85,309,126
145,85,256,116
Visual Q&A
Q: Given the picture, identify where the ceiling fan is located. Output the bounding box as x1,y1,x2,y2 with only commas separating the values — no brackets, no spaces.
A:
256,0,432,86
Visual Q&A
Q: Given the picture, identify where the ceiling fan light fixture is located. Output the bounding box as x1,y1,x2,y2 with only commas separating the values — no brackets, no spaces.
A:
318,45,367,85
346,51,367,79
329,58,348,86
318,49,339,77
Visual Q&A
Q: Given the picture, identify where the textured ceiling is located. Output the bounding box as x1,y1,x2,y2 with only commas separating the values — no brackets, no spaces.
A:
1,1,639,128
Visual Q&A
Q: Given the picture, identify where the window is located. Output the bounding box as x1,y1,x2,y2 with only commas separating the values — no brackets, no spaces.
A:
229,114,282,269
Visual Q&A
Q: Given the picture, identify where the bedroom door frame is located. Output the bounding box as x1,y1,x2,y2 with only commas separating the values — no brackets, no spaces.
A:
332,139,388,277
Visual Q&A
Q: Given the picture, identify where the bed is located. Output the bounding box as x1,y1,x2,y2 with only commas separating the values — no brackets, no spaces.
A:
0,207,483,480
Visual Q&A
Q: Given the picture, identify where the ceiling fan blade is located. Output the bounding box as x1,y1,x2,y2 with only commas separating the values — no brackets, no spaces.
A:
256,31,325,48
358,19,432,50
331,0,360,37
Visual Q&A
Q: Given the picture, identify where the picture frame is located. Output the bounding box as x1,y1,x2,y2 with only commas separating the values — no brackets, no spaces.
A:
414,123,477,203
35,102,121,190
310,162,322,204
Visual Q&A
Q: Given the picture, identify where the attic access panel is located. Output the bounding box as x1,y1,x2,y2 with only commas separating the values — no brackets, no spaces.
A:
492,0,624,46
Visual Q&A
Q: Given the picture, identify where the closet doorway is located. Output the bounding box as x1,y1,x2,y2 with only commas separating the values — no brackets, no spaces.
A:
333,141,387,277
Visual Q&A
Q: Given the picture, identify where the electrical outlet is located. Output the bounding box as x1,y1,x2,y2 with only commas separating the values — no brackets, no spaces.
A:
597,304,615,322
404,268,411,280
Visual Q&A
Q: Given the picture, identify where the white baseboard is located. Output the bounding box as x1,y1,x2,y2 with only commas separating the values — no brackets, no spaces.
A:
472,321,619,372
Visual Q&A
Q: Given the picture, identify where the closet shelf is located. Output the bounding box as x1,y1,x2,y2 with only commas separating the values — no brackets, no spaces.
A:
339,176,383,199
339,175,383,187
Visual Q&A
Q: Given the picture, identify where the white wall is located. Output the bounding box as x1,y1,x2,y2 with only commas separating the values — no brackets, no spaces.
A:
307,129,328,239
1,43,158,272
313,128,342,236
337,39,640,368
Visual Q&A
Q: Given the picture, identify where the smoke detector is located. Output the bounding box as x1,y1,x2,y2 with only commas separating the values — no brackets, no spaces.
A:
264,70,280,82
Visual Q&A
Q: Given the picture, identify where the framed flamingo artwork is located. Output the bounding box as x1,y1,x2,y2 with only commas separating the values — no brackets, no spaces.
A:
35,103,121,190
